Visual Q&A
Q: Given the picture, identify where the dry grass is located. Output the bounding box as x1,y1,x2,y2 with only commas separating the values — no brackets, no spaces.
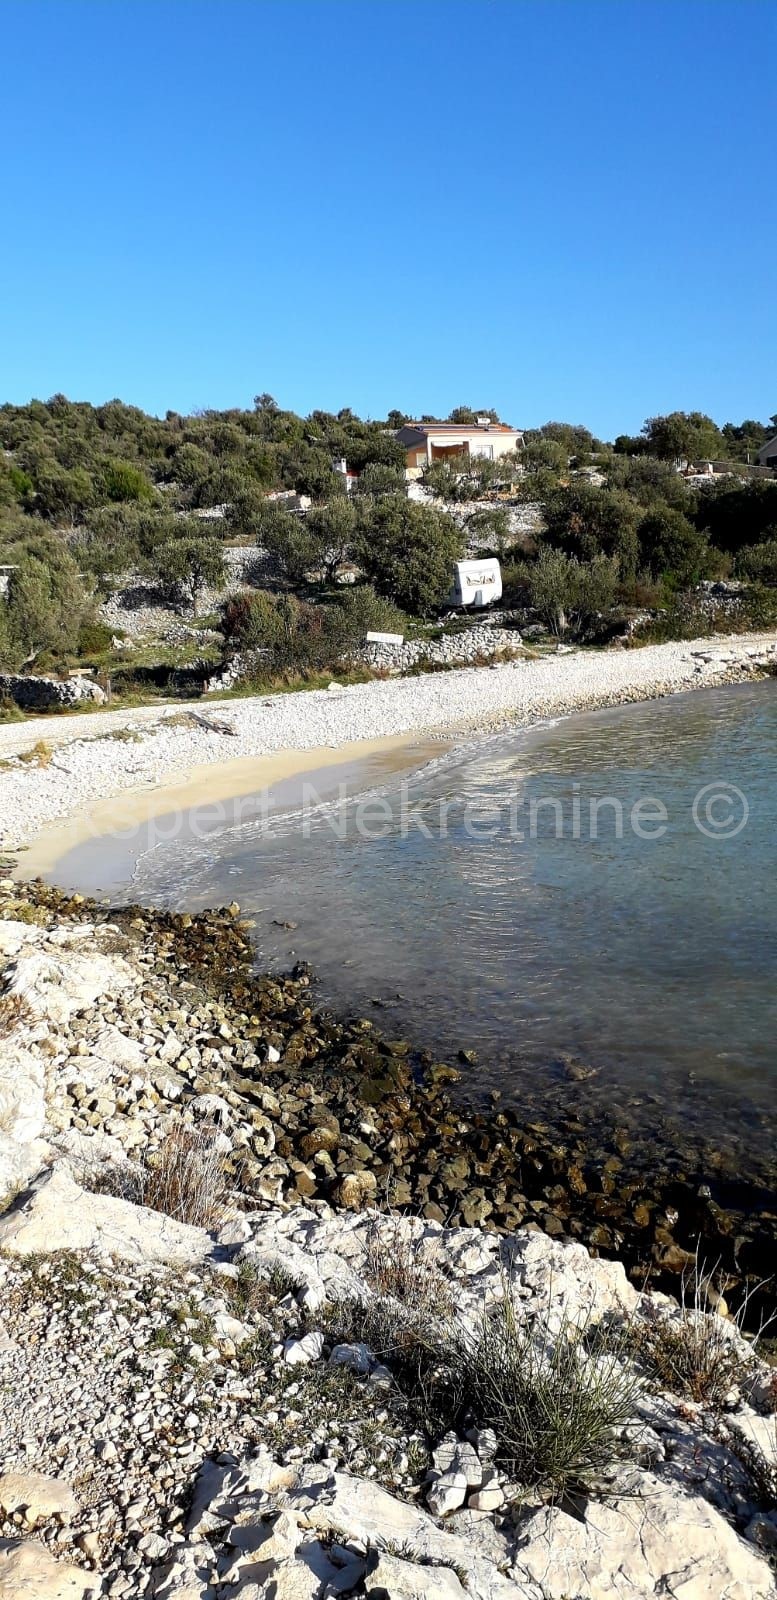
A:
140,1122,228,1228
629,1260,767,1406
324,1222,456,1400
0,992,31,1038
0,697,25,724
362,1219,454,1321
91,1121,228,1230
17,739,54,767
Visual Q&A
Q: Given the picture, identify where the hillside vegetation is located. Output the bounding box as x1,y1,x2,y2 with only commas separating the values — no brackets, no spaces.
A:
0,395,776,692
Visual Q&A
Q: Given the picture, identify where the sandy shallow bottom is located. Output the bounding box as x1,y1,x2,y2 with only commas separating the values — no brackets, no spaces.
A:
21,734,445,896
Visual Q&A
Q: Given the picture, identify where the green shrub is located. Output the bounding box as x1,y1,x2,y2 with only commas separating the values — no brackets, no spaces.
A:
336,1285,641,1500
100,459,155,504
222,584,403,678
628,585,777,644
356,497,463,615
0,535,89,665
543,482,641,578
446,1296,640,1495
77,619,115,656
329,583,406,649
149,534,226,614
735,539,777,585
525,548,618,637
638,507,715,586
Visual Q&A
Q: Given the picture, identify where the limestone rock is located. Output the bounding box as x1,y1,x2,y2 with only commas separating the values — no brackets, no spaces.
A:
0,1471,77,1525
433,1434,482,1489
336,1171,378,1211
158,1030,185,1064
0,1539,98,1598
89,1025,146,1073
367,1551,468,1598
0,1131,50,1207
148,1543,216,1599
506,1228,640,1332
3,937,136,1027
468,1477,504,1513
287,1469,521,1597
728,1411,777,1469
328,1341,373,1375
282,1331,324,1366
0,1045,45,1146
0,921,38,959
0,1164,212,1265
426,1472,468,1518
514,1471,775,1599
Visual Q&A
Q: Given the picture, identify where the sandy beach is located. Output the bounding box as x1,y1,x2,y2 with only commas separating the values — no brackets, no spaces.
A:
20,734,444,891
1,631,775,864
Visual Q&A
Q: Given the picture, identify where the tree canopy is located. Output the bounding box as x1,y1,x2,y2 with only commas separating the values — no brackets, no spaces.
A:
356,498,464,615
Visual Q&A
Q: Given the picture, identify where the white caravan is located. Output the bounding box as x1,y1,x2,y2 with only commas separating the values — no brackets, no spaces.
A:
449,558,502,608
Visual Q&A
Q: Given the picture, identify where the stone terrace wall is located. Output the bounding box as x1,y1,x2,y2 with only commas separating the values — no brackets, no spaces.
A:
0,673,106,710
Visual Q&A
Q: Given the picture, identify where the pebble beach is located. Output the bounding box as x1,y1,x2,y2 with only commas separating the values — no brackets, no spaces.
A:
1,631,776,858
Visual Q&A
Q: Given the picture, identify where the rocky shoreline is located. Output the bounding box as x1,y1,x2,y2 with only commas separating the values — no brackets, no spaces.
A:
1,876,776,1597
3,878,776,1308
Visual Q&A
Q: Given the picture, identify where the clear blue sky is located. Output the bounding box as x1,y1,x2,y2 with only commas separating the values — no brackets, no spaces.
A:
1,0,774,438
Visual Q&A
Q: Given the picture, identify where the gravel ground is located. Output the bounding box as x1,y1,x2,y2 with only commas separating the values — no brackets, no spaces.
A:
0,632,775,851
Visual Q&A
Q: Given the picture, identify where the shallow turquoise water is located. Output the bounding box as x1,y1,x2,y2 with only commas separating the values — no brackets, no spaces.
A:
74,679,777,1152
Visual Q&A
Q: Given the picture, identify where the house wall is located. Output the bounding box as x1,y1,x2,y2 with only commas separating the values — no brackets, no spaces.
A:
422,430,520,463
403,429,522,477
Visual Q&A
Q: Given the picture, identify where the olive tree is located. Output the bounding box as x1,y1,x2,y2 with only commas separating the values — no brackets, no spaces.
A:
356,497,463,615
637,507,713,586
526,548,617,637
2,535,89,663
543,484,640,578
151,535,226,614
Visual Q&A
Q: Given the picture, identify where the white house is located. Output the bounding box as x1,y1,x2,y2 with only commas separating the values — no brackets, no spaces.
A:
396,419,523,479
757,436,777,471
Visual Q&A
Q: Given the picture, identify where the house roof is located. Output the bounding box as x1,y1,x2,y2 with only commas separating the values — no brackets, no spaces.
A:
396,421,521,445
757,434,777,461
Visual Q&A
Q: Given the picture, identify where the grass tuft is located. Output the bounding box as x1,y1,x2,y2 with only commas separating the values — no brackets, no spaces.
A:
362,1219,453,1321
0,991,31,1038
92,1120,228,1230
628,1261,766,1406
442,1293,642,1497
17,739,54,767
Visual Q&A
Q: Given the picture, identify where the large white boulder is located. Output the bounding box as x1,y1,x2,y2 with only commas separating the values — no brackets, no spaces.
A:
3,930,137,1026
367,1551,468,1598
0,1131,49,1207
0,1164,212,1266
0,1043,45,1146
0,1471,77,1525
513,1470,775,1599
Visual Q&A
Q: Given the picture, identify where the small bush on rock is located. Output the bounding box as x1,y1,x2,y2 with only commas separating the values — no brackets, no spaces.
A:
332,1275,641,1500
629,1267,760,1406
0,991,31,1039
441,1294,642,1497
